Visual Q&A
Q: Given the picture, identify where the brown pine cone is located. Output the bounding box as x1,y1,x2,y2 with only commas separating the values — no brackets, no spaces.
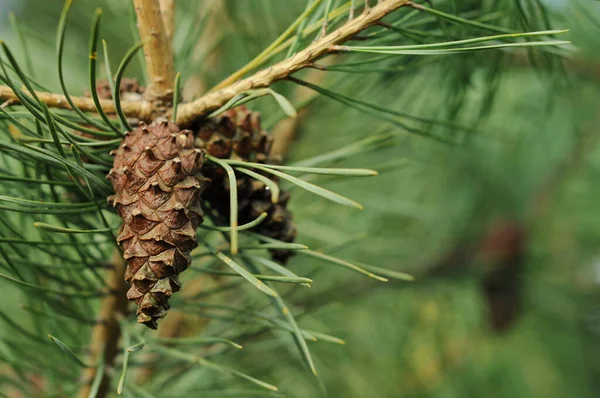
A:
107,120,209,329
192,106,297,264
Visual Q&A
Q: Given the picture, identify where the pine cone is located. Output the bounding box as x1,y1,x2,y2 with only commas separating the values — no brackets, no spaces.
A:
192,106,297,264
108,120,209,329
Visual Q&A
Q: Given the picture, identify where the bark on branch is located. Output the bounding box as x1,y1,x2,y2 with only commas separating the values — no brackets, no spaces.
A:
0,85,151,118
174,0,410,125
1,0,408,126
134,0,175,107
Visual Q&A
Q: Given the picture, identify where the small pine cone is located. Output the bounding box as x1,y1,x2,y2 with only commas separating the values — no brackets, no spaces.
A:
193,106,271,161
192,106,297,264
108,120,209,329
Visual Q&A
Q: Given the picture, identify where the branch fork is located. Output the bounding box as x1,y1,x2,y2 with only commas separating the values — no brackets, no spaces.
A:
0,0,409,125
174,0,410,125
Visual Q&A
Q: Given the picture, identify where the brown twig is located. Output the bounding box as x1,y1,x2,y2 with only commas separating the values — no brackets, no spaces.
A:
159,0,175,41
174,0,410,125
0,85,151,118
133,0,175,108
77,253,129,398
0,1,408,124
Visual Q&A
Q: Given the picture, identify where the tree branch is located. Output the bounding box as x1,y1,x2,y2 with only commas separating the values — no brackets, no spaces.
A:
0,85,151,119
174,0,410,126
133,0,175,107
2,0,408,126
78,253,129,398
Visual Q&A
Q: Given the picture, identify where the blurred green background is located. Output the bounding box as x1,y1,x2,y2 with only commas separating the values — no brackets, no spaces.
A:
1,0,600,397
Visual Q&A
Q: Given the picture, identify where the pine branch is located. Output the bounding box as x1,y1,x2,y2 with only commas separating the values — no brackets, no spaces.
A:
174,0,411,125
0,1,577,396
133,0,175,108
0,0,564,128
77,254,129,398
0,85,150,118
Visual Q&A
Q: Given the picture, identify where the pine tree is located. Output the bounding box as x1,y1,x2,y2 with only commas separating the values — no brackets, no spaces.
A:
0,1,587,397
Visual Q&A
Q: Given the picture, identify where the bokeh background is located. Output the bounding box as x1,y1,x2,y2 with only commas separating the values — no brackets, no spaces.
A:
1,0,599,397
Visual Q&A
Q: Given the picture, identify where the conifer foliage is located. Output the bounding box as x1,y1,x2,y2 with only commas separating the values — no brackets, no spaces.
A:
0,0,572,396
